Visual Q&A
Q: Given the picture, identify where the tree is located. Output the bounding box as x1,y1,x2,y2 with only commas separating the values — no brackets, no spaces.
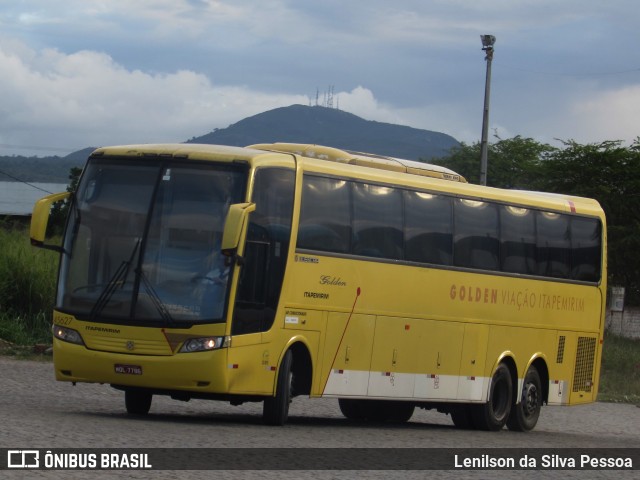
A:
429,135,556,188
49,166,82,235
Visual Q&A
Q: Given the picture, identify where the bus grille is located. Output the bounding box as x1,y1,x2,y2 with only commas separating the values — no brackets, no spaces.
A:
572,336,597,392
556,335,566,364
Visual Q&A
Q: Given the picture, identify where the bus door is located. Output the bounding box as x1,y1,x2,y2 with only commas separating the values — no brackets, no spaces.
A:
227,168,295,394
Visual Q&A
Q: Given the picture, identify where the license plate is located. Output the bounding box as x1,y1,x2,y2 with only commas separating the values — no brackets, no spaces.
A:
114,364,142,375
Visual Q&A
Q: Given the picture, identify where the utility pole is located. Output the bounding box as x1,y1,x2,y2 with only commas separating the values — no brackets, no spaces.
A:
479,34,495,186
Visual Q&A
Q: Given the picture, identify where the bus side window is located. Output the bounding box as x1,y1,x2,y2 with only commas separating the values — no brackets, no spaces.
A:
352,183,403,259
500,206,536,275
404,191,453,265
454,199,499,270
571,217,602,282
298,176,351,253
537,211,571,279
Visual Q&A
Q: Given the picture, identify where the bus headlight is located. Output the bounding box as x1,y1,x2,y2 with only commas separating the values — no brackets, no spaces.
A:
179,336,230,353
53,325,85,346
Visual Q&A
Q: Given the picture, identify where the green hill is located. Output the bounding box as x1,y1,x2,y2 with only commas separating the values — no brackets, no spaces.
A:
188,105,459,160
1,105,460,182
0,148,93,183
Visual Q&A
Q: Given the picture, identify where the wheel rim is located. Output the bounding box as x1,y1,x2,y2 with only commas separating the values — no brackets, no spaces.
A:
522,382,539,418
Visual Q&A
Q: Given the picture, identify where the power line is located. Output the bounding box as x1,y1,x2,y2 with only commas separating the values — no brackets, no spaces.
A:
0,169,56,194
499,63,640,78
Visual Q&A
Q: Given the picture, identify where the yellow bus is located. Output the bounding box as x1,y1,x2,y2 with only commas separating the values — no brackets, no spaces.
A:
31,142,606,430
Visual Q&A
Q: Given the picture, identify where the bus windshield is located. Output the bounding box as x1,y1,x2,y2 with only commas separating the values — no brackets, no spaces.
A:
57,158,246,326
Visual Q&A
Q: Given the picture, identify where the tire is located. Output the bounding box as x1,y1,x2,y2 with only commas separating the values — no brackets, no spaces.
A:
387,402,415,423
359,400,392,422
507,365,542,432
450,405,475,429
263,350,293,426
472,363,513,431
338,399,367,420
124,390,152,415
339,399,414,423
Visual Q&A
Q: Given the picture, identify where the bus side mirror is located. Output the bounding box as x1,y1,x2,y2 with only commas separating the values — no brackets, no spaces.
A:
221,202,256,262
30,191,71,251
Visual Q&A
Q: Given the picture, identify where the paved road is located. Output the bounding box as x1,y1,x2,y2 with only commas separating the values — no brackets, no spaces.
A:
1,357,638,479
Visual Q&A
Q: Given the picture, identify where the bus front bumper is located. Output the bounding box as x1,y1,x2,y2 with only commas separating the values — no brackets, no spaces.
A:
53,338,230,393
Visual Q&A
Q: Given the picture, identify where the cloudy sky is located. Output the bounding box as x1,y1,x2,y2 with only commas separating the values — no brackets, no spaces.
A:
1,0,639,157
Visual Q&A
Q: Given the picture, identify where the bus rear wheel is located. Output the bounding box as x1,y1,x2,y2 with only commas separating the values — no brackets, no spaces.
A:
263,350,293,426
507,365,542,432
124,390,152,415
472,363,512,431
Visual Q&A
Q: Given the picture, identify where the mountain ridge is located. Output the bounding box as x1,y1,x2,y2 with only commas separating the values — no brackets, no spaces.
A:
188,105,459,161
1,105,459,182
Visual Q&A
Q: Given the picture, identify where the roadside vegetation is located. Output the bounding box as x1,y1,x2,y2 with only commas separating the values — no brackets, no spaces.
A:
598,333,640,403
0,224,58,345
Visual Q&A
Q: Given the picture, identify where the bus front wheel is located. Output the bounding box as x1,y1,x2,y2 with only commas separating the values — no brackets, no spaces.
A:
124,390,152,415
263,350,293,426
472,363,512,431
338,399,367,420
507,365,542,432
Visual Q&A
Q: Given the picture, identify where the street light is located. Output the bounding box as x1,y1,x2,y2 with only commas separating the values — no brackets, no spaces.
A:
479,34,495,186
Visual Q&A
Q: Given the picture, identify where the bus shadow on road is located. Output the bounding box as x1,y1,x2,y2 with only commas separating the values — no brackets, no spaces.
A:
78,408,456,432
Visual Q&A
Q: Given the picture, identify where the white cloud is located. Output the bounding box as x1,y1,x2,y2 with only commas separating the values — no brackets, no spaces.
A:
2,1,640,156
0,41,309,155
337,86,405,125
493,80,640,147
569,85,640,143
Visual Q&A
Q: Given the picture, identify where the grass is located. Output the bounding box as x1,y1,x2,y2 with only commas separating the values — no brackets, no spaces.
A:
0,226,639,403
0,225,59,345
597,332,640,403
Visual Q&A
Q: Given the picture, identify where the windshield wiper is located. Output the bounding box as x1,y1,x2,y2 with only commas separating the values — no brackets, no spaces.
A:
137,268,175,326
89,239,140,321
